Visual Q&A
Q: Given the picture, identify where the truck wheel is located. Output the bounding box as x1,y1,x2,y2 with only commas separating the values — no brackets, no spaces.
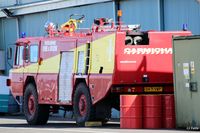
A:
73,83,94,126
24,83,49,125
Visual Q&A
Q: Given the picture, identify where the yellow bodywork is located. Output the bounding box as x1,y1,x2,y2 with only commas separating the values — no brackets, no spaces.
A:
90,34,116,74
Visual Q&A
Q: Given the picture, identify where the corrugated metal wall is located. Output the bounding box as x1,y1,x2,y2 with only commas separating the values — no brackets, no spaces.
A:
0,19,3,50
18,2,115,37
0,0,16,7
48,2,115,29
2,18,18,75
0,0,46,7
20,0,45,4
1,1,200,34
120,0,161,30
19,12,48,37
2,18,18,46
164,0,200,35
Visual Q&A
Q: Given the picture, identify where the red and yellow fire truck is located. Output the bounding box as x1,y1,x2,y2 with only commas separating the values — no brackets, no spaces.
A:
7,15,191,126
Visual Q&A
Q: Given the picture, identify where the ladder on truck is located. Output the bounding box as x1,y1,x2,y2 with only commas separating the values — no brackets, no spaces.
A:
85,42,91,74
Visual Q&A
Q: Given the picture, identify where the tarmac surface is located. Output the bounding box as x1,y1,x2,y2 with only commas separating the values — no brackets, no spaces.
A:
0,114,197,133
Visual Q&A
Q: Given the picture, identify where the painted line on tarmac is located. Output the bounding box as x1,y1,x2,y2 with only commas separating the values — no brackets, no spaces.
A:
0,127,120,133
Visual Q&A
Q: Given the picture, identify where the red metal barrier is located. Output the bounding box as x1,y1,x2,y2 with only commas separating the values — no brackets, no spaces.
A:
120,95,142,129
143,95,162,129
162,94,175,128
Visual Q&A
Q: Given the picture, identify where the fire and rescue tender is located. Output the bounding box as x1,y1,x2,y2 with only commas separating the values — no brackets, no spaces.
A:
7,15,191,126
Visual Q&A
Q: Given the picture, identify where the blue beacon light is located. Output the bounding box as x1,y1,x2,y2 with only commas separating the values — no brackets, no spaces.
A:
182,24,188,31
21,32,26,38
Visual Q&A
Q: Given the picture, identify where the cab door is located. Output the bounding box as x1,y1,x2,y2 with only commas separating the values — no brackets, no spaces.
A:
11,44,25,98
23,43,40,76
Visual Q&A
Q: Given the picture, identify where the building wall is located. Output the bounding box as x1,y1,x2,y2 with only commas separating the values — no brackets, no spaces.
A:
0,19,3,50
2,18,18,75
0,0,16,7
121,0,200,34
0,0,46,7
48,2,115,29
19,0,46,4
120,0,162,30
164,0,200,35
17,2,115,37
19,12,48,37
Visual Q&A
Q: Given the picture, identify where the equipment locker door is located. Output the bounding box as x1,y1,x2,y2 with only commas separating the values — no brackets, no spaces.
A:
59,51,74,102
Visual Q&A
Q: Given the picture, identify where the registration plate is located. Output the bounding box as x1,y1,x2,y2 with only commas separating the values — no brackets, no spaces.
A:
144,87,163,92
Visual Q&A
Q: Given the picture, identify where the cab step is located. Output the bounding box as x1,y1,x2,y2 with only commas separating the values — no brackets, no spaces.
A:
85,121,102,127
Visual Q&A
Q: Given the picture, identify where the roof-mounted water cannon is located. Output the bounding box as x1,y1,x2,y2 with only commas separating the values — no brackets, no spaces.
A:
44,21,57,37
127,24,141,32
92,18,114,32
61,14,85,32
93,18,113,26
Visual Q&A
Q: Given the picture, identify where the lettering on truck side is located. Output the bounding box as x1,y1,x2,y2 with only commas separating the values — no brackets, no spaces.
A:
124,48,172,55
43,41,58,52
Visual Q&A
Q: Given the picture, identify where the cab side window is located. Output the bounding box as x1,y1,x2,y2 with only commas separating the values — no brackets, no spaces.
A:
15,46,24,66
30,45,38,63
24,45,30,62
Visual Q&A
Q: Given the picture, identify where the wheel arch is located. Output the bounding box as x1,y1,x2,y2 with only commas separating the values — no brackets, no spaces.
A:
23,81,49,125
72,78,88,104
23,76,37,95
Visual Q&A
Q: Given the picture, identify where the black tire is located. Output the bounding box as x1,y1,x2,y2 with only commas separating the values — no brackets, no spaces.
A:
24,83,49,125
93,99,111,124
0,112,6,116
73,83,95,126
